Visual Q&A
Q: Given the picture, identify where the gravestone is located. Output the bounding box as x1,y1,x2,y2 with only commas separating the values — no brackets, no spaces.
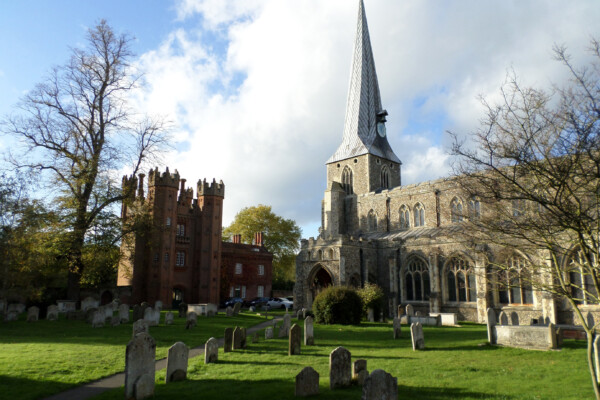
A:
154,300,163,312
595,335,600,385
91,310,105,328
289,324,301,355
186,312,197,329
224,328,233,352
397,304,403,318
249,306,256,312
393,317,401,339
132,305,143,322
353,359,368,386
499,311,508,325
233,326,243,350
415,311,422,317
164,312,174,325
410,322,425,350
295,366,319,397
279,313,291,338
178,302,187,318
487,308,497,345
81,297,99,312
240,327,247,348
8,303,26,314
362,369,398,400
46,305,59,321
329,346,352,389
144,307,160,327
232,302,241,315
297,310,303,320
133,319,149,337
119,304,130,323
165,341,188,383
205,337,219,364
6,311,18,321
103,305,114,320
265,327,274,340
27,306,39,322
85,308,98,324
304,316,314,345
111,315,120,327
405,304,414,317
226,306,233,317
252,332,259,343
125,332,156,400
367,308,375,322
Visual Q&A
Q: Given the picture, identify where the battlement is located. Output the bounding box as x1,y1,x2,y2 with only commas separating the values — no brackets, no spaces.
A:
148,167,180,188
197,178,225,198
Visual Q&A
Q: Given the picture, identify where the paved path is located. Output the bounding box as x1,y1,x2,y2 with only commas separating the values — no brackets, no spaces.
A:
44,317,279,400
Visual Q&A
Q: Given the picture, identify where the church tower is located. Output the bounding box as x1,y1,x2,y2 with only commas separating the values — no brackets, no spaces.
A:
322,0,401,236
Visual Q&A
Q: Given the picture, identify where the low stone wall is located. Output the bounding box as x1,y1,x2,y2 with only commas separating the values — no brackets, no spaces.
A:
429,313,457,326
494,325,558,350
188,303,217,316
408,315,441,326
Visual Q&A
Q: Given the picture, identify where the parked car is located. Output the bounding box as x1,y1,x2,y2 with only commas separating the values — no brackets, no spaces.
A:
278,297,293,309
248,297,270,308
266,297,293,309
223,297,245,308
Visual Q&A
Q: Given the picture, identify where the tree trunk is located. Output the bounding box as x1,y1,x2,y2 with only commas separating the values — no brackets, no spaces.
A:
587,332,600,400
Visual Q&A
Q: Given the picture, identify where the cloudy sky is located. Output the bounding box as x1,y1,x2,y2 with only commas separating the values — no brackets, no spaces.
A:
1,0,599,238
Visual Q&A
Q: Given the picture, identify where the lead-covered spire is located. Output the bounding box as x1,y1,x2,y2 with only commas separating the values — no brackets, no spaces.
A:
327,0,400,164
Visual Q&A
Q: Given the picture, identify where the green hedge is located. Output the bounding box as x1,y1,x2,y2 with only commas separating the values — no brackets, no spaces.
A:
312,286,363,325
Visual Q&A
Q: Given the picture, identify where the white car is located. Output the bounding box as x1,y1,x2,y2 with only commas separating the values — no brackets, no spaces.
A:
266,297,293,309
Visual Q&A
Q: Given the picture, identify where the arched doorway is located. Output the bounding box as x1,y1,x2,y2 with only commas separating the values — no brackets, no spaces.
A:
100,290,113,305
307,264,333,307
172,288,184,309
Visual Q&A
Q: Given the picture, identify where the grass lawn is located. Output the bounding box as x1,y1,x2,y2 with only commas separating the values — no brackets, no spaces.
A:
0,310,270,400
90,320,594,400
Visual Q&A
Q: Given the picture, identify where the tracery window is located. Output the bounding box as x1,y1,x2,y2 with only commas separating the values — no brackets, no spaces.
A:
399,205,410,229
451,197,464,223
567,247,599,305
341,166,353,195
404,257,431,301
381,166,390,189
446,256,476,302
497,256,533,305
468,198,481,219
413,203,425,227
367,210,377,231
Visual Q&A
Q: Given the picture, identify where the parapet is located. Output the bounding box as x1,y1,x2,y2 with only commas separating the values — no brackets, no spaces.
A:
148,167,180,188
197,178,225,198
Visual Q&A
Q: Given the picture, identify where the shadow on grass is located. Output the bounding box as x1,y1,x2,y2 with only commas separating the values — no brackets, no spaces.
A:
0,374,75,400
399,384,516,399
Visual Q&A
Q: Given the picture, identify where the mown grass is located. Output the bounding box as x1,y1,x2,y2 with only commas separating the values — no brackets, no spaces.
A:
0,310,269,400
93,320,593,400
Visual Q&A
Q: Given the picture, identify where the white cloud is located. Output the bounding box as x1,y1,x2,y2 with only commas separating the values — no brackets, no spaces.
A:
134,0,600,239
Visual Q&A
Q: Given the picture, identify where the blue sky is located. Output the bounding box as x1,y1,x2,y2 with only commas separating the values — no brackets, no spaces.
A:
1,0,600,239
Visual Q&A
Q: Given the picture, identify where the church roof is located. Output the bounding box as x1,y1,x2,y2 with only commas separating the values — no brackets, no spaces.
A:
327,0,401,165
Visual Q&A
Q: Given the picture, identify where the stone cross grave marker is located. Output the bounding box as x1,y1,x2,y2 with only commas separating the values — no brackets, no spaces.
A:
410,322,425,350
125,332,156,400
27,306,39,322
165,341,188,383
393,317,401,339
205,337,218,364
224,327,233,352
233,326,243,350
164,312,174,325
362,369,398,400
304,316,314,345
295,366,319,397
329,346,352,389
46,305,59,321
289,323,301,355
265,327,274,340
353,359,368,386
119,304,130,323
133,319,149,337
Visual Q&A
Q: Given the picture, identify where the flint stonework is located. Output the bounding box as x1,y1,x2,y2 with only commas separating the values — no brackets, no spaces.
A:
295,366,319,397
362,369,398,400
329,346,352,389
125,332,156,400
304,316,314,345
165,341,188,383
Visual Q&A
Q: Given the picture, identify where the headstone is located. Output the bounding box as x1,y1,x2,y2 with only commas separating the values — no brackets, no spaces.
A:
56,300,77,313
132,304,143,322
415,311,422,317
289,324,301,355
353,359,368,386
144,307,160,327
85,308,98,324
119,304,130,323
393,317,401,339
164,312,174,325
125,332,156,399
186,312,197,329
233,326,243,350
265,327,274,340
240,327,247,348
111,315,121,327
252,332,259,343
279,313,291,338
304,316,314,345
594,335,600,385
165,342,188,383
329,346,352,389
154,300,163,312
205,337,219,364
178,302,187,318
410,322,425,350
224,328,233,352
103,305,114,320
232,302,241,315
499,311,508,325
487,308,497,345
81,297,99,312
8,303,26,314
367,308,375,322
297,310,303,320
405,304,414,317
295,366,319,397
27,306,39,322
133,319,149,337
249,306,256,312
362,369,398,400
91,310,105,328
397,304,403,319
6,311,18,321
226,306,233,317
46,305,59,321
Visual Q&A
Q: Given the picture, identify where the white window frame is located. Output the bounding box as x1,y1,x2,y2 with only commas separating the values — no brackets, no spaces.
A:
241,286,246,299
258,264,265,275
176,251,185,267
257,285,264,297
235,263,242,274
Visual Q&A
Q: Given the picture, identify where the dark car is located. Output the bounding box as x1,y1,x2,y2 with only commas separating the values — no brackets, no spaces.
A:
223,297,245,308
248,297,270,308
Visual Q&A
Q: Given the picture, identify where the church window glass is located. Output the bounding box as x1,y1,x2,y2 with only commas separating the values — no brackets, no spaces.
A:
497,256,533,305
368,210,377,231
451,197,463,223
400,206,410,229
468,198,481,219
446,256,475,302
404,257,430,301
567,247,598,305
341,167,353,195
414,203,425,227
381,166,390,189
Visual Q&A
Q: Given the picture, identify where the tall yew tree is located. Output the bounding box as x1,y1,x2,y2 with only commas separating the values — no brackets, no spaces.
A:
2,21,169,299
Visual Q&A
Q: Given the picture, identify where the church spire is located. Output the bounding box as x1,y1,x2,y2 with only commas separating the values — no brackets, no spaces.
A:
327,0,401,164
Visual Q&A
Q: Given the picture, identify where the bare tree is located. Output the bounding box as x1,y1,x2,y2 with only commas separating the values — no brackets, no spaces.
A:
1,20,169,299
451,39,600,399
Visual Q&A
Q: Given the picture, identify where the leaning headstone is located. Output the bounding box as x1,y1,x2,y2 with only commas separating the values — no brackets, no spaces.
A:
410,322,425,350
367,308,375,322
329,346,352,389
144,307,160,327
178,302,187,318
154,300,163,312
353,359,368,386
233,326,243,350
405,304,414,317
205,337,219,364
295,366,319,397
133,319,149,337
265,327,274,340
119,304,130,323
125,332,156,400
393,317,401,339
304,316,314,345
164,312,174,325
362,369,398,400
224,328,233,352
279,313,291,338
27,306,39,322
91,310,105,328
289,324,301,355
186,312,197,329
81,297,99,312
46,305,59,321
499,311,508,325
226,306,233,317
487,308,497,345
165,342,188,383
232,302,241,315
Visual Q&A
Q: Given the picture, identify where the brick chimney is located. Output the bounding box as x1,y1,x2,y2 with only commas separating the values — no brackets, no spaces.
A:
232,234,242,244
254,232,264,247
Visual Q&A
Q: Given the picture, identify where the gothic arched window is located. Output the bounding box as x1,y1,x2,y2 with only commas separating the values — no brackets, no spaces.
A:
341,166,353,195
497,255,533,305
399,205,410,229
414,203,425,227
404,257,431,301
381,166,390,189
446,256,476,302
468,197,481,219
567,247,599,305
451,197,463,223
367,210,377,231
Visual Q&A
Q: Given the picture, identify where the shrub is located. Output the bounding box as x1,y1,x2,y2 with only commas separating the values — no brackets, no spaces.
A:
312,286,363,325
357,283,385,320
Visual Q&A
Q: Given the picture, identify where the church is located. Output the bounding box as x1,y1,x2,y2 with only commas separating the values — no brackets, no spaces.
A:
294,0,596,326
